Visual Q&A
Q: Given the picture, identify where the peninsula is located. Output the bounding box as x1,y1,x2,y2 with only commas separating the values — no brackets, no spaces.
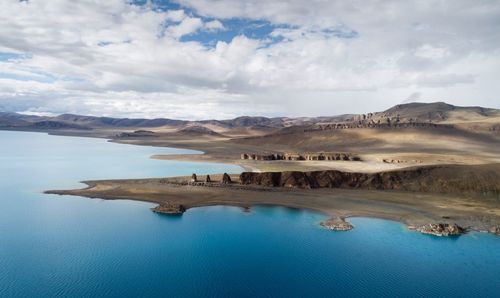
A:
46,165,500,236
3,102,500,236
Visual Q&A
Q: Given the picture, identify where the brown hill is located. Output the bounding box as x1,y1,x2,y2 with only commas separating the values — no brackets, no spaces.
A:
376,102,500,124
177,125,225,137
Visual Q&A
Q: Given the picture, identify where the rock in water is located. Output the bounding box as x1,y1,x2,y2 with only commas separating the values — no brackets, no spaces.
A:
222,173,232,184
320,218,354,231
489,226,500,235
414,223,465,236
151,204,186,215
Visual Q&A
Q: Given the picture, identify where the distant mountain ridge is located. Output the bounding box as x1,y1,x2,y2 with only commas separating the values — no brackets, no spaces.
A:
1,102,499,132
54,114,188,128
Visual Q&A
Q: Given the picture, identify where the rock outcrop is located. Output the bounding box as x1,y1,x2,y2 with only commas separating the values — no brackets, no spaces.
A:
281,171,312,188
187,173,234,186
320,218,354,231
222,173,232,184
304,121,454,132
240,152,361,161
412,223,465,237
238,165,500,197
151,204,186,215
489,226,500,235
239,170,374,189
239,172,282,187
191,173,198,183
383,159,422,164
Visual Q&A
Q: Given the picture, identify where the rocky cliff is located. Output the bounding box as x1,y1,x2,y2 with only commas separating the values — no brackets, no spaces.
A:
239,164,500,198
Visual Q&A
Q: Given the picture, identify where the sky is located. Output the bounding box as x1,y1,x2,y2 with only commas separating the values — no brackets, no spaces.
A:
0,0,499,120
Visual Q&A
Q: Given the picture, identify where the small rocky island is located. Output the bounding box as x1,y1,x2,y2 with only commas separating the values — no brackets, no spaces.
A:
151,204,186,215
411,223,466,237
490,226,500,235
320,218,354,231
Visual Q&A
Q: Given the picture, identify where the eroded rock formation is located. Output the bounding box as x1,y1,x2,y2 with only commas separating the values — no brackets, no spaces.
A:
187,173,234,186
240,152,361,161
222,173,232,184
304,121,454,132
383,159,423,164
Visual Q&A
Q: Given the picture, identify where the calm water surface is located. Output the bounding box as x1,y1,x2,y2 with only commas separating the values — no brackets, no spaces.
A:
0,131,499,297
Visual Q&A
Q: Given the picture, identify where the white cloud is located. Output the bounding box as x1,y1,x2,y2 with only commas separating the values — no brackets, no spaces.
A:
166,17,204,38
415,45,450,59
0,0,499,119
165,9,187,22
204,20,225,31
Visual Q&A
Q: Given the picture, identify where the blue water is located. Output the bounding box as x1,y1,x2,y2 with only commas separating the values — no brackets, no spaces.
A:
0,131,499,297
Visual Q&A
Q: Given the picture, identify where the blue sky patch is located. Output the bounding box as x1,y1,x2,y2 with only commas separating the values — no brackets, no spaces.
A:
0,72,52,83
0,52,31,62
180,19,290,47
131,0,292,46
129,0,358,48
0,70,56,84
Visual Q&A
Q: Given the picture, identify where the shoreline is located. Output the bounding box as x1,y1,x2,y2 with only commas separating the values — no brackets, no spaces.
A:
46,177,500,237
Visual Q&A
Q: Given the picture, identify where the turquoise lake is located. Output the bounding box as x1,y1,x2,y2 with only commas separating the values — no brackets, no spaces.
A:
0,130,499,297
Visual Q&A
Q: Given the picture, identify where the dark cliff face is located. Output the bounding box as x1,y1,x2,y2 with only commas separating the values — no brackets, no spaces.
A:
239,165,500,198
239,172,282,187
239,169,426,190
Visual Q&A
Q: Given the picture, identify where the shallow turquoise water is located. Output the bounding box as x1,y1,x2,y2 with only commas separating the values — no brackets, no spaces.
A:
0,131,499,297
